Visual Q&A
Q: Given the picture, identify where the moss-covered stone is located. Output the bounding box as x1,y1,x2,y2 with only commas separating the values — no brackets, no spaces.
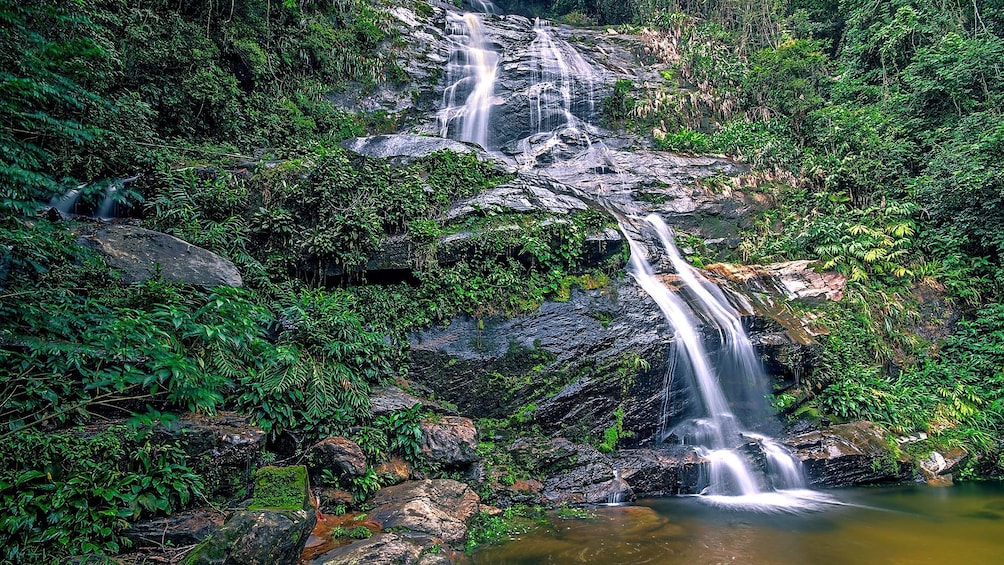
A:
250,465,309,510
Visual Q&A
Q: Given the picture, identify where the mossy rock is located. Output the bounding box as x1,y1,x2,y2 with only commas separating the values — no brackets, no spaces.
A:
250,465,309,510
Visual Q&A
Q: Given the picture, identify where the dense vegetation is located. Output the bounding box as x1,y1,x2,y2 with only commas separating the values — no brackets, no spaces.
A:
3,0,1004,560
1,1,622,559
571,0,1004,469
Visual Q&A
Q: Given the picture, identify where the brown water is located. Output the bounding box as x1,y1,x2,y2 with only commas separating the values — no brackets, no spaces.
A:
474,482,1004,565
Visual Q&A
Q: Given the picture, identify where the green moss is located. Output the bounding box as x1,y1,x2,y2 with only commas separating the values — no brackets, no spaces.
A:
250,465,309,510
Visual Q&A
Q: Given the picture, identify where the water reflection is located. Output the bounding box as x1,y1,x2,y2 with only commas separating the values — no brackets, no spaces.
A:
474,482,1004,564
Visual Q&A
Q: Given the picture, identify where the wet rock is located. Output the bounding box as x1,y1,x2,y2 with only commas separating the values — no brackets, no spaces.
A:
420,416,479,467
341,134,483,163
783,421,914,487
183,508,316,565
307,437,367,478
124,507,224,548
369,386,457,417
444,175,589,221
309,533,425,565
316,487,354,512
508,437,634,504
77,224,242,287
613,447,704,496
409,279,698,445
706,261,846,303
153,413,265,500
368,479,480,544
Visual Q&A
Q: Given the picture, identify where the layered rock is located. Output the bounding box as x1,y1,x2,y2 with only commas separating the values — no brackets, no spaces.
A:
152,413,266,500
507,437,636,504
613,447,704,496
124,508,224,549
706,261,847,304
783,421,915,487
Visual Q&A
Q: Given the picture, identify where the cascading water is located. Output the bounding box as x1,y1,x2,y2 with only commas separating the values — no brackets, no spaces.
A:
625,214,835,511
432,4,833,512
527,18,596,137
48,187,82,215
438,12,499,150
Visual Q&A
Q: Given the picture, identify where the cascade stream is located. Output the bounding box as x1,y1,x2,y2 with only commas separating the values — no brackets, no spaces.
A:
438,4,834,511
438,11,499,149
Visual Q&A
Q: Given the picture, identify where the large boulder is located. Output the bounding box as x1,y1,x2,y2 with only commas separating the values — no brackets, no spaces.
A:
184,465,315,564
77,224,242,287
367,479,480,544
369,386,456,417
307,437,367,478
420,416,479,467
783,421,915,487
182,508,316,565
613,447,704,496
341,134,482,163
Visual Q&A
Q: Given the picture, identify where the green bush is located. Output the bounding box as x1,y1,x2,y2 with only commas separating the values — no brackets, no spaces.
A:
0,427,202,561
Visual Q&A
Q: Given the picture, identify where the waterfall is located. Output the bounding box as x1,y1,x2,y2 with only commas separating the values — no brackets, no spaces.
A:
528,18,596,138
48,187,82,215
96,184,119,220
625,214,834,511
431,4,833,511
438,12,499,150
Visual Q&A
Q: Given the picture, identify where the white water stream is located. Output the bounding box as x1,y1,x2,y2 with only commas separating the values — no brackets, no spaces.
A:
436,6,832,511
438,12,499,149
626,215,833,510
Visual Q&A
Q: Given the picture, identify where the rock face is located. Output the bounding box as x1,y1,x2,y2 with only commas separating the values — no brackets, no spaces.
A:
707,261,847,303
368,479,481,544
307,437,367,478
613,447,704,496
77,224,242,287
409,280,689,446
183,508,316,565
506,437,636,504
783,421,915,487
420,416,479,467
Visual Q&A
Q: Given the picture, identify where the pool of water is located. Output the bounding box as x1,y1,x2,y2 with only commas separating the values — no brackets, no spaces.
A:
473,482,1004,564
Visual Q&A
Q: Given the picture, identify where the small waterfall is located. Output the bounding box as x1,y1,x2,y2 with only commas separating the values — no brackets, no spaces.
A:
48,187,82,214
96,184,119,220
625,214,834,511
469,0,498,14
438,12,499,150
527,18,596,137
